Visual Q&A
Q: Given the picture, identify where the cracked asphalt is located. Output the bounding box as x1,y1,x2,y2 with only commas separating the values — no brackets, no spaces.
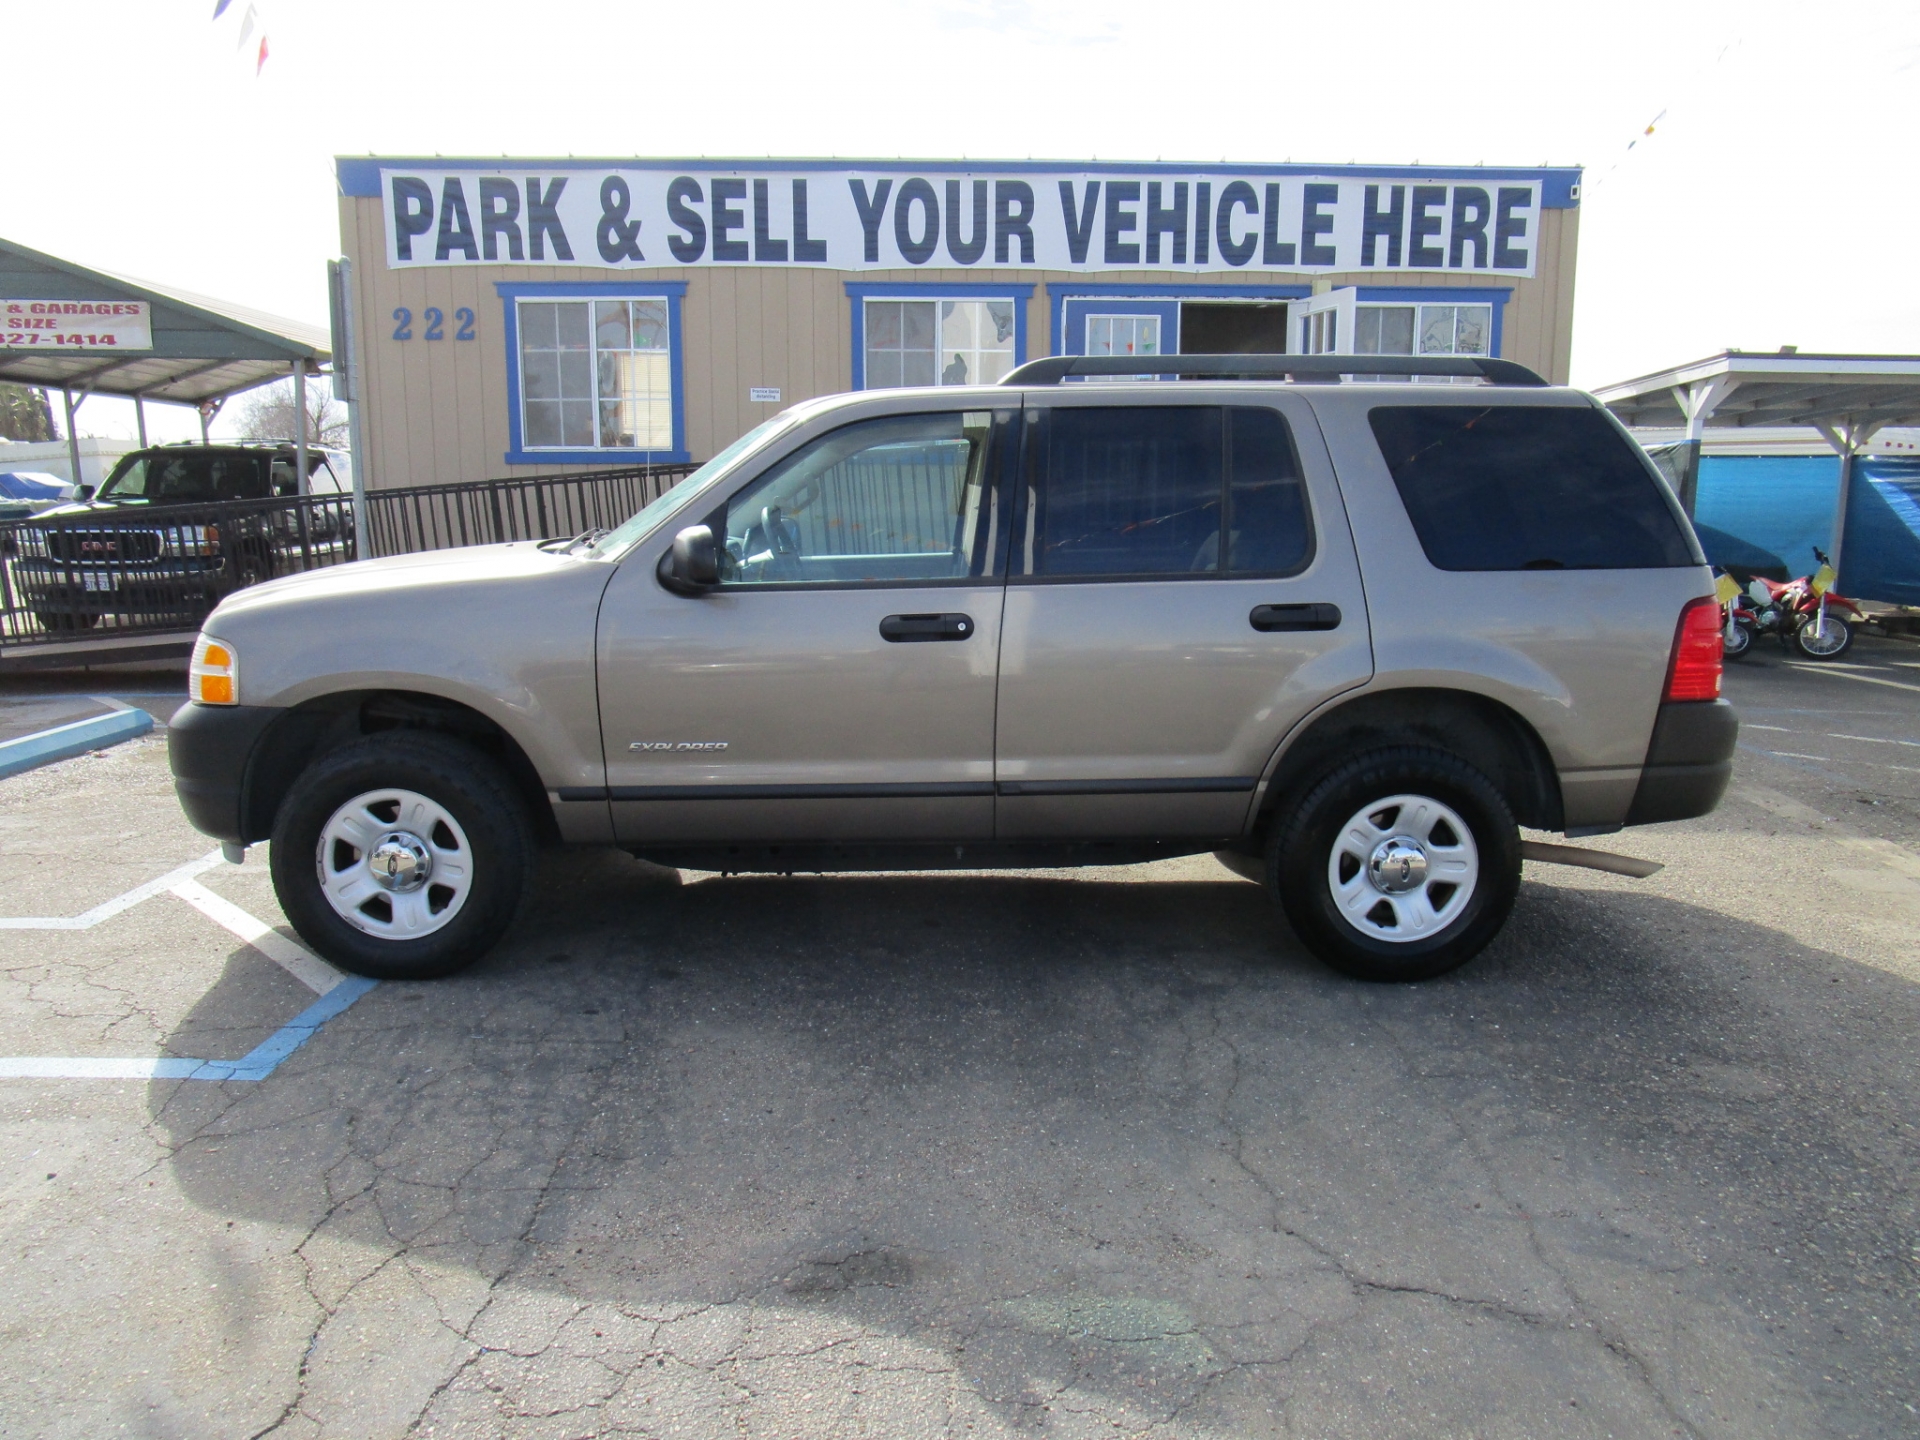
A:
3,641,1919,1438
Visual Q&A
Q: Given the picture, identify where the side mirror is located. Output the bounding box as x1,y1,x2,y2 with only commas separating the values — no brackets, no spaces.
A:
78,484,95,501
658,524,719,595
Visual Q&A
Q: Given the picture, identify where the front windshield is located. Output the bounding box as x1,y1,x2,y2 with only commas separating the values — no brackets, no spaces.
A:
588,414,799,559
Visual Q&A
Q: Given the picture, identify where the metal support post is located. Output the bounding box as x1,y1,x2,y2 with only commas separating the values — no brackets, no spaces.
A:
61,388,84,491
133,393,147,447
293,362,310,495
329,258,370,560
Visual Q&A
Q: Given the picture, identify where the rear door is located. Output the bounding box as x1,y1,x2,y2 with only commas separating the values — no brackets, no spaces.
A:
596,403,1015,845
993,391,1373,840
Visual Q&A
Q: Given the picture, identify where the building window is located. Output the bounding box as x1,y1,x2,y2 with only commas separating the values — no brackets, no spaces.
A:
1356,303,1491,357
863,298,1016,388
517,296,673,451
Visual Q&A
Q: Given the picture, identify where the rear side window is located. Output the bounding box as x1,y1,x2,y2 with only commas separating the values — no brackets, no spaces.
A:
1028,406,1312,578
1369,405,1695,570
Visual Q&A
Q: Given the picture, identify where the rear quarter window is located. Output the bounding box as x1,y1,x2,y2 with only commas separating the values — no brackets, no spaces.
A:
1368,404,1697,570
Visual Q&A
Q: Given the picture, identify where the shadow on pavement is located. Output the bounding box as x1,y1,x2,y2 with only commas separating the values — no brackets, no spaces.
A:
146,848,1920,1437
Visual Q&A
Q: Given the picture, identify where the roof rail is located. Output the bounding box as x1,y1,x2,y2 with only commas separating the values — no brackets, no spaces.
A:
1000,353,1548,387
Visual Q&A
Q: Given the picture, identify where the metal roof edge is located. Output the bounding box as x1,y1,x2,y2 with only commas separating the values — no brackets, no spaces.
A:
0,235,327,361
1594,351,1920,402
335,156,1583,206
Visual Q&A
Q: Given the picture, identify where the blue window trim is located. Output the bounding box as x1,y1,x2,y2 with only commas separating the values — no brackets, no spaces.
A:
845,281,1035,391
495,280,690,465
1352,285,1513,358
1046,283,1309,356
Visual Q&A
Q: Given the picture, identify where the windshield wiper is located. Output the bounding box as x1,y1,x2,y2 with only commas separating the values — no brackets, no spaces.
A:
538,528,611,554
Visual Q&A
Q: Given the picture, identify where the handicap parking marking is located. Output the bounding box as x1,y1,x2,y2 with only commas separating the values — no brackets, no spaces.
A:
0,850,377,1083
169,876,349,996
0,848,224,931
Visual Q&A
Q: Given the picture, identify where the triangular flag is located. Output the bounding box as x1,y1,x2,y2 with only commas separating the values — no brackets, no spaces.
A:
211,0,232,17
236,4,255,50
256,34,269,76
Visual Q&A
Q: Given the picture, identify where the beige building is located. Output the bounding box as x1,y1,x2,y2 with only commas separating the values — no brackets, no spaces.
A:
335,158,1581,489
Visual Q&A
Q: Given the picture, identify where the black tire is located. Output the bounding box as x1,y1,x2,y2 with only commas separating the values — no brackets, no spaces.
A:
32,610,99,631
1266,746,1521,983
270,732,533,980
1791,612,1854,660
1723,616,1754,660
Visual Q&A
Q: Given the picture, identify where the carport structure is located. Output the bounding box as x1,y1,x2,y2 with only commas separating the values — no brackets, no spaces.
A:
1594,351,1920,580
0,236,330,491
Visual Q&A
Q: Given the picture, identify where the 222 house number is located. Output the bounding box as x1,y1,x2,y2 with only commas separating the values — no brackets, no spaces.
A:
391,307,475,342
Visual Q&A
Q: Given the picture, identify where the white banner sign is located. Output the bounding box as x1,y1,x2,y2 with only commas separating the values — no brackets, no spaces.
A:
1,299,152,351
381,168,1540,278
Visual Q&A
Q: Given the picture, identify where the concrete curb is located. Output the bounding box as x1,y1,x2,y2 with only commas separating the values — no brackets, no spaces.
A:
0,707,155,780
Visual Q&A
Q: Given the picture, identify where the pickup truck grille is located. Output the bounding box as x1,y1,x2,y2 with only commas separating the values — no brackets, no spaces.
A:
44,529,165,564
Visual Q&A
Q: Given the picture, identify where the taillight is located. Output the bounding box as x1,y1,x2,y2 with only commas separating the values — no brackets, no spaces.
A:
1664,596,1723,702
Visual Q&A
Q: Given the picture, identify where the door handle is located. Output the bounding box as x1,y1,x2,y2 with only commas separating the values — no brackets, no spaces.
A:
1250,602,1342,632
880,612,975,642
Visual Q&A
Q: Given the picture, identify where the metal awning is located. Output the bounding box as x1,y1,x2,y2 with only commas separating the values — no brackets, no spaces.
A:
0,236,328,407
1595,350,1920,577
1594,351,1920,446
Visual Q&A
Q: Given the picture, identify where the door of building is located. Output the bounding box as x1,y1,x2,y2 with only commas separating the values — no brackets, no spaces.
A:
1289,288,1358,355
993,394,1374,841
595,405,1015,845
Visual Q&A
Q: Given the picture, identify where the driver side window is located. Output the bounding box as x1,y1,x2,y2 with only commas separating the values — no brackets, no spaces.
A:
716,410,1003,587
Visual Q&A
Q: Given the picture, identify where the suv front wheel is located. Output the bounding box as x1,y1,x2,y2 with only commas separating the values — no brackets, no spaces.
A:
1269,746,1521,982
271,733,534,980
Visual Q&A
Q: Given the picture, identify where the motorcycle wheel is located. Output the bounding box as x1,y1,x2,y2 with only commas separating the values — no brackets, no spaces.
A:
1793,613,1855,660
1722,616,1754,660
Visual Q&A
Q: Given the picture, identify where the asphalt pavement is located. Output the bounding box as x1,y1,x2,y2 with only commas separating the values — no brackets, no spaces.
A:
0,642,1917,1439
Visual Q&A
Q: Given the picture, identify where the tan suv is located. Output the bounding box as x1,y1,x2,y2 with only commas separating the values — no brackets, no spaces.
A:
168,355,1736,983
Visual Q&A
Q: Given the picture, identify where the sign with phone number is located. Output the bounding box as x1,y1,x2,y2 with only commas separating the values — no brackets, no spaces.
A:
2,300,152,350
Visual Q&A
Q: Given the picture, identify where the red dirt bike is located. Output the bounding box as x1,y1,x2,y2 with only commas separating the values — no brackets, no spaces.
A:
1725,548,1862,661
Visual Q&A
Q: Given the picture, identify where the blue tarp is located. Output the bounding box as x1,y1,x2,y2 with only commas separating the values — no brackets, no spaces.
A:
1694,455,1839,581
0,471,72,500
1838,458,1920,606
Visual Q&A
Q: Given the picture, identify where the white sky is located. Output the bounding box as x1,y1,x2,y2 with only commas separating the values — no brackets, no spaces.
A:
8,0,1918,445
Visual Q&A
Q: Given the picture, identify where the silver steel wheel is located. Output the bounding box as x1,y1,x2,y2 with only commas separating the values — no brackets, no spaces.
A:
315,787,474,940
1326,792,1479,944
1796,614,1850,657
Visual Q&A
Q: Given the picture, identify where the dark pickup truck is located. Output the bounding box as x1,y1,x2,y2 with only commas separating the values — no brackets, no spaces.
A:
7,442,352,631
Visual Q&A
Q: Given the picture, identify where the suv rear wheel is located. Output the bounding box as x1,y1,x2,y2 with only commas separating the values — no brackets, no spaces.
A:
1268,746,1520,982
270,733,533,980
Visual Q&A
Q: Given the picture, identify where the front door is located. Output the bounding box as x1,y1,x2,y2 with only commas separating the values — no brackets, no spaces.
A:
1289,288,1358,356
994,394,1373,840
596,405,1014,845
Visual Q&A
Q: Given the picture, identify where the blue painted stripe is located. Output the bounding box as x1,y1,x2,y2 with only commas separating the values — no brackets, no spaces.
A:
0,707,154,780
189,977,378,1082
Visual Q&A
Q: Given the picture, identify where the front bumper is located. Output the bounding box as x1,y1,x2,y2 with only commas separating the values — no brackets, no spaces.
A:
1625,699,1739,826
167,702,284,843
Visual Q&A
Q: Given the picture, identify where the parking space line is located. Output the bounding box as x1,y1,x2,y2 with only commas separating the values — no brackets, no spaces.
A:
0,853,378,1083
0,849,224,931
168,878,347,995
1781,664,1920,695
0,979,378,1082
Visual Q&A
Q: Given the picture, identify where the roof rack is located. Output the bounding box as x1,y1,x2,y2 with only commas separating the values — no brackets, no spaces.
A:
1000,354,1548,386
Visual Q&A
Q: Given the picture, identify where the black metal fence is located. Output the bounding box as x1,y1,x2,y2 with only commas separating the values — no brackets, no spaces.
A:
0,463,699,651
363,464,697,557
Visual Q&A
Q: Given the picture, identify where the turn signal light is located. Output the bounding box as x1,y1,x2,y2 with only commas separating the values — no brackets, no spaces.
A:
1663,596,1723,702
190,634,238,706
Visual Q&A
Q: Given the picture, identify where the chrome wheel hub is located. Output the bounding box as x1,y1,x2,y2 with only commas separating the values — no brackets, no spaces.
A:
1367,837,1430,893
316,788,473,940
1328,793,1479,945
368,831,433,892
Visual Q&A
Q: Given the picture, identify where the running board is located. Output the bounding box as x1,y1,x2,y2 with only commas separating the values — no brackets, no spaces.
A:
1520,841,1663,879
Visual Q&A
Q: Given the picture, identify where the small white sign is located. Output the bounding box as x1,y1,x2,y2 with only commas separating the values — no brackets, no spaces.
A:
2,299,152,351
749,386,781,403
